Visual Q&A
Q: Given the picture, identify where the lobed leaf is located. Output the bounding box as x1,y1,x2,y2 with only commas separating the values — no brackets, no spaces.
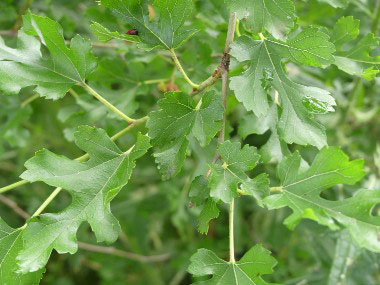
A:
230,30,336,148
0,12,96,100
264,147,380,252
100,0,197,49
332,16,380,80
17,127,151,273
0,219,44,284
188,244,278,284
148,91,223,179
208,141,266,204
225,0,296,39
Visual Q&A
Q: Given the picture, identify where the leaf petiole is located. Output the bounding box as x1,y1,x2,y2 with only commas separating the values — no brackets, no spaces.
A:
169,49,200,90
82,83,136,123
229,199,235,262
0,180,29,194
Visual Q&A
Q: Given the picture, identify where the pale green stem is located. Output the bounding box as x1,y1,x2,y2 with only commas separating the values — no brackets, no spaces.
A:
69,88,80,99
235,19,241,37
224,13,238,264
270,186,284,193
143,79,167,85
169,49,200,90
0,180,28,194
20,93,39,108
371,0,380,34
31,187,62,218
0,120,147,194
229,199,235,262
82,83,136,123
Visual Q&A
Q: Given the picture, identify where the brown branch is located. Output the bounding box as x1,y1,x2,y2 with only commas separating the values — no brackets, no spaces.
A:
191,18,236,96
219,13,236,143
0,195,30,219
0,30,17,37
13,0,33,31
77,242,171,263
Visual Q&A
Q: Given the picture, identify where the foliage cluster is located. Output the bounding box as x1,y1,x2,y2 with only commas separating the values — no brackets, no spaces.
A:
0,0,380,284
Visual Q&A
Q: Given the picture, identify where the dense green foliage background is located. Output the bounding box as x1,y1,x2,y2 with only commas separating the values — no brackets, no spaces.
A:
0,0,379,284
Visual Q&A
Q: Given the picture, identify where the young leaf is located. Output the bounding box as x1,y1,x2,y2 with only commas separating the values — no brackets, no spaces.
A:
332,16,380,80
225,0,296,39
264,147,380,252
17,127,151,273
230,30,336,148
188,244,277,284
0,219,44,284
208,141,262,204
148,91,223,179
100,0,197,49
0,12,96,100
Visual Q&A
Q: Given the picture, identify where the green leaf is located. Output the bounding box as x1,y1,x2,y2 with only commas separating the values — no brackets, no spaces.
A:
0,219,44,284
189,176,220,234
153,139,189,180
148,91,223,148
100,0,197,49
148,91,223,179
241,174,270,207
188,244,277,284
17,127,150,273
189,176,210,207
230,31,336,148
198,199,220,235
225,0,296,39
332,16,380,80
264,147,380,252
0,12,96,100
90,21,141,43
238,105,290,163
209,141,261,204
